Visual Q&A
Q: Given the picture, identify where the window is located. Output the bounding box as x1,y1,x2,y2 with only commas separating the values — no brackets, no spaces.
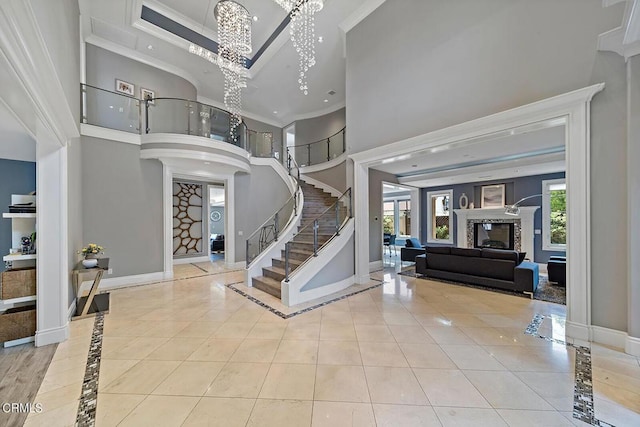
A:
383,201,395,234
542,179,566,250
426,190,453,243
398,200,411,236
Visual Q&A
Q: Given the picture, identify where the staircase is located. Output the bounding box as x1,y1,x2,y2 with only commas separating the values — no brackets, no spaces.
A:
252,181,342,298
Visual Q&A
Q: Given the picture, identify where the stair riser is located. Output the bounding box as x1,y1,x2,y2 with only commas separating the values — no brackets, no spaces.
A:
252,278,281,298
281,250,314,261
271,258,302,271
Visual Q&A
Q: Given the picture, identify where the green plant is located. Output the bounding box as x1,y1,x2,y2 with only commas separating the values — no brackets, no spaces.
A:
435,225,449,240
383,216,394,234
550,189,566,244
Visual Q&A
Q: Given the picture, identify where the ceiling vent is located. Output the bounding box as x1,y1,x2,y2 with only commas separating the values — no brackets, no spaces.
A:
327,90,336,96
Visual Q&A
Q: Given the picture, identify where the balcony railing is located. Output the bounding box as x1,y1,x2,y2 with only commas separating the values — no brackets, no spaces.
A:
80,84,275,157
290,127,346,167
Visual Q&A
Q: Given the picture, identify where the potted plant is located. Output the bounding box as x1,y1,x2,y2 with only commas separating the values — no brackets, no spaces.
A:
78,243,104,268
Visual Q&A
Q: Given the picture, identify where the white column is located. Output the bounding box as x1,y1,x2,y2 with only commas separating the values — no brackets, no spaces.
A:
162,163,174,279
35,119,69,347
354,161,370,283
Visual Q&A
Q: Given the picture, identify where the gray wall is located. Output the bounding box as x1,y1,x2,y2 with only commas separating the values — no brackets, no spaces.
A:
0,159,36,273
85,44,197,133
67,138,83,306
301,235,355,291
629,56,640,338
32,0,80,133
348,0,629,332
234,165,292,261
81,136,164,277
418,172,566,263
369,169,399,262
303,160,348,193
295,107,346,145
244,117,283,160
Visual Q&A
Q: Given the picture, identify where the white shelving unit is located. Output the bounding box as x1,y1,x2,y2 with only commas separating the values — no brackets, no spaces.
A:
1,194,37,347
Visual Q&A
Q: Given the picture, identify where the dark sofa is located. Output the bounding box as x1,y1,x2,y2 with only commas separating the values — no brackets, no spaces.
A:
400,238,427,262
547,256,566,286
415,246,538,295
210,234,225,252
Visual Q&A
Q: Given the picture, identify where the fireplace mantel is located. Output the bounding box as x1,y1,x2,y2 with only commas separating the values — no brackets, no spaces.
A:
453,207,540,261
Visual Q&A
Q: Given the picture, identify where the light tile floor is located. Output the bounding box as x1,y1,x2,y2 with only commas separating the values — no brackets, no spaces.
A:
23,261,640,427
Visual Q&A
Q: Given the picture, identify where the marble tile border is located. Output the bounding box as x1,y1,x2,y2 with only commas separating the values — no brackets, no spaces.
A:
226,281,384,319
524,314,615,427
75,313,105,427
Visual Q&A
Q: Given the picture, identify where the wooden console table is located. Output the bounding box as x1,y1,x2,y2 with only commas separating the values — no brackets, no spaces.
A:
72,258,110,320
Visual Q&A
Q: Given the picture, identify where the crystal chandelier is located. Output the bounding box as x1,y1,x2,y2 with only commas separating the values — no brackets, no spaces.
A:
189,1,251,134
273,0,324,95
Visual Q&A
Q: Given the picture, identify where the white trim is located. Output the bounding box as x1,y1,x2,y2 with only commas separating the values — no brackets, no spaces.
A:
626,335,640,356
591,325,629,349
81,123,141,145
598,0,640,60
4,336,35,348
67,300,77,320
251,157,296,194
142,149,251,174
369,260,383,272
351,84,604,344
287,276,356,307
80,271,166,292
300,176,342,198
173,256,210,265
35,324,69,347
299,153,347,175
141,133,251,160
162,164,173,277
426,189,454,244
339,0,387,34
281,220,355,306
410,187,421,240
565,321,591,347
225,176,236,266
542,178,567,251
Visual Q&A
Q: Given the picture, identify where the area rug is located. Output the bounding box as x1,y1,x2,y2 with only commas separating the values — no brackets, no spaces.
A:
398,267,566,305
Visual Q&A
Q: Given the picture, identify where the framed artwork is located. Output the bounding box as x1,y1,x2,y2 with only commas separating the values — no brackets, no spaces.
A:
481,184,505,208
115,79,135,96
141,88,155,105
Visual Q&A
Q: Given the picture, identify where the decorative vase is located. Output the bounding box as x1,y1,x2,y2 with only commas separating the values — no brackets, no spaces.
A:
459,193,469,209
82,257,98,268
469,202,475,209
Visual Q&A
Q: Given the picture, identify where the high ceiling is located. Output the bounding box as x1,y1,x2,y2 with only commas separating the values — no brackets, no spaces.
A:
79,0,377,126
0,101,35,162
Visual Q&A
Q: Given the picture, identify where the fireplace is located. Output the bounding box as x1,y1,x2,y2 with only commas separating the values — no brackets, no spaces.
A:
474,222,515,250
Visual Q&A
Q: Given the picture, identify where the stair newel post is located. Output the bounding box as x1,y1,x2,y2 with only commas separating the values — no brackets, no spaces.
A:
145,98,150,134
274,212,279,241
342,128,346,153
246,239,250,265
349,189,353,218
284,242,290,282
287,151,292,174
313,220,319,257
335,202,340,236
327,138,331,162
307,144,311,166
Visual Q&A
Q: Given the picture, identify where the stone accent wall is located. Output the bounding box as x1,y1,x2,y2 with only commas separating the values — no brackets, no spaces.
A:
466,219,521,252
173,182,203,256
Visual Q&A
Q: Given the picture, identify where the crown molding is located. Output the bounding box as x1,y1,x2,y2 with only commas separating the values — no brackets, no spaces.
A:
339,0,386,34
599,0,640,60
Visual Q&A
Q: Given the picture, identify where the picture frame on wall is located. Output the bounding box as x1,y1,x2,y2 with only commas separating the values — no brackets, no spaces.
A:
481,184,505,208
115,79,135,96
141,88,155,105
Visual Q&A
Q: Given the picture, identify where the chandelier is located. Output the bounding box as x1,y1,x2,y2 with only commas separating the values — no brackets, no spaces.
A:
273,0,324,95
189,1,251,134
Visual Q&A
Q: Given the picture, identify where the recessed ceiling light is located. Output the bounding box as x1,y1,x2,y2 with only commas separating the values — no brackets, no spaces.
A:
273,111,278,114
109,105,113,109
253,15,258,21
204,161,211,165
147,44,154,50
323,99,328,103
318,36,323,43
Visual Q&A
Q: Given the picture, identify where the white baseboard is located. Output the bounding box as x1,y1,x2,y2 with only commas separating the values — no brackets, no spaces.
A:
80,271,166,293
626,335,640,357
369,260,383,272
35,324,69,347
356,273,372,284
67,300,77,320
173,256,210,265
565,321,591,346
591,325,628,350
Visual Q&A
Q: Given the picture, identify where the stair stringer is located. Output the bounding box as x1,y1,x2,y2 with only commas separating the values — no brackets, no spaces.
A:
245,186,304,285
300,175,343,198
281,218,355,306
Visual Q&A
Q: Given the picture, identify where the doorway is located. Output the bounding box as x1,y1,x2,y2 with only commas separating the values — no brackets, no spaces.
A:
208,185,225,262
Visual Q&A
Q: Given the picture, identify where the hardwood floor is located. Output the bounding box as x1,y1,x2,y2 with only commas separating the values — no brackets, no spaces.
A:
0,342,57,427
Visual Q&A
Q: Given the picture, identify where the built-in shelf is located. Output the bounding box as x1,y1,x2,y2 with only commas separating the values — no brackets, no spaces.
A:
2,213,36,219
2,253,37,262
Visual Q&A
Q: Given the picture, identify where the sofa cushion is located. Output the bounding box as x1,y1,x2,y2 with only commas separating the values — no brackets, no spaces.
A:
482,248,518,263
426,246,451,255
450,247,482,258
406,238,422,248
